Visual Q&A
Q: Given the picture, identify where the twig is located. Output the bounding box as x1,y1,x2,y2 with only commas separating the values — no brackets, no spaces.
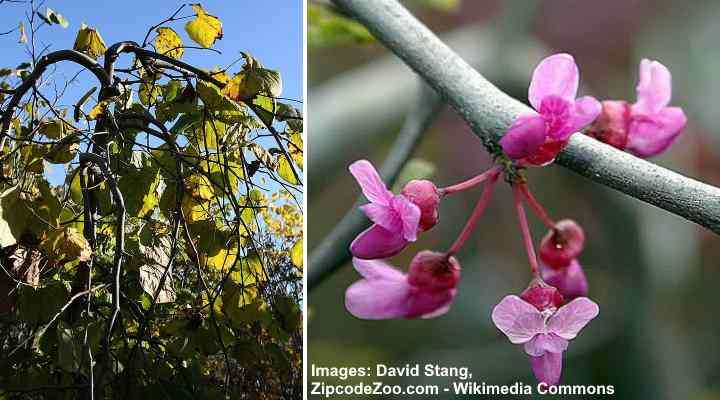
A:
331,0,720,234
308,84,442,289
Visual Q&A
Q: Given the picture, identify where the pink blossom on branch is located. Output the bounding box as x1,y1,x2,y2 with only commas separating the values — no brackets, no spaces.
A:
587,59,687,158
500,53,601,166
345,251,460,319
492,282,599,385
348,160,439,259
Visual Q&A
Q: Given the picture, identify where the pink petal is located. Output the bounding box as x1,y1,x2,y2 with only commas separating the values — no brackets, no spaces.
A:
524,333,569,357
547,297,599,340
529,351,563,386
359,203,401,233
528,53,579,110
541,259,589,300
568,96,602,135
634,59,672,115
391,195,421,241
352,258,406,281
349,160,392,206
345,276,411,319
350,224,408,259
491,295,545,344
420,301,452,319
500,114,547,160
626,106,687,158
407,287,456,319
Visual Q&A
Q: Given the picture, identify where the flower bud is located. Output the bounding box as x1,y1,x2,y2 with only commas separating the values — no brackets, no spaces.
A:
407,250,460,291
402,180,440,232
520,277,564,312
539,219,585,269
585,100,630,150
541,259,588,300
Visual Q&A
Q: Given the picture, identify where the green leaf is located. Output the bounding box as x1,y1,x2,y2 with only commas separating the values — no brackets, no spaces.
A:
17,283,69,325
308,4,374,48
276,153,299,185
119,165,162,218
73,87,97,122
274,295,301,333
56,322,79,372
250,94,275,127
38,8,69,28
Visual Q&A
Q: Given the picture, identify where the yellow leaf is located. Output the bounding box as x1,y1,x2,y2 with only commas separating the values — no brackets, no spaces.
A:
181,196,211,223
291,239,303,270
41,227,92,264
154,27,184,59
185,4,223,48
288,131,303,170
186,174,214,200
73,24,107,59
88,100,109,120
201,246,237,272
230,251,265,286
222,55,283,102
276,154,299,185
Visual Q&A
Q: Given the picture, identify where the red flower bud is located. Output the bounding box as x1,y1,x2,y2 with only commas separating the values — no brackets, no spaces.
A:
539,219,585,269
520,277,564,312
402,180,440,232
407,250,460,291
586,100,630,150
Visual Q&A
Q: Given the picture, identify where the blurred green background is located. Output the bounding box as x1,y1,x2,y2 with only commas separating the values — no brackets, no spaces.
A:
308,1,720,398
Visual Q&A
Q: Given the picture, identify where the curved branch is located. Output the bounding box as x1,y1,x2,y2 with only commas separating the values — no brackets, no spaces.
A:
332,0,720,234
308,84,442,290
0,50,112,160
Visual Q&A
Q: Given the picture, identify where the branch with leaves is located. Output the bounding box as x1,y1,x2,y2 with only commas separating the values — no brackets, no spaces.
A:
0,3,302,398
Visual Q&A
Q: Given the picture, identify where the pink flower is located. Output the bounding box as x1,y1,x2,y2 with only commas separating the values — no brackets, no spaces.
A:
345,251,460,319
349,160,422,259
541,260,589,300
500,53,601,166
492,283,599,385
402,180,440,231
587,59,687,158
539,219,585,269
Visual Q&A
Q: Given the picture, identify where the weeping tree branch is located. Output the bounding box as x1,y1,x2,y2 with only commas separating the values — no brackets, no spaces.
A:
331,0,720,234
308,85,442,289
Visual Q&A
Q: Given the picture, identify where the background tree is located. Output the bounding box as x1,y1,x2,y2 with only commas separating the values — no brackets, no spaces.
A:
0,2,303,398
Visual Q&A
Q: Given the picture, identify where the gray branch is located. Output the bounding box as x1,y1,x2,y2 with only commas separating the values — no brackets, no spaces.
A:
332,0,720,234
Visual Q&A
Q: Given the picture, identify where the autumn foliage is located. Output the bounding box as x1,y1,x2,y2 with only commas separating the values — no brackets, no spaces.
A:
0,3,302,398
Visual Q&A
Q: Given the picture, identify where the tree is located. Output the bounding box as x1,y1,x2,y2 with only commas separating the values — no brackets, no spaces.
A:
0,3,303,398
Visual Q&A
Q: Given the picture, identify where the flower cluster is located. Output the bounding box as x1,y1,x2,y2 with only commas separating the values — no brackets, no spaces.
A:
342,53,685,386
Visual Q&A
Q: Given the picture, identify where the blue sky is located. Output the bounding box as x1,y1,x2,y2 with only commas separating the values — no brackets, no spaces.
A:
2,0,303,101
1,0,303,185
